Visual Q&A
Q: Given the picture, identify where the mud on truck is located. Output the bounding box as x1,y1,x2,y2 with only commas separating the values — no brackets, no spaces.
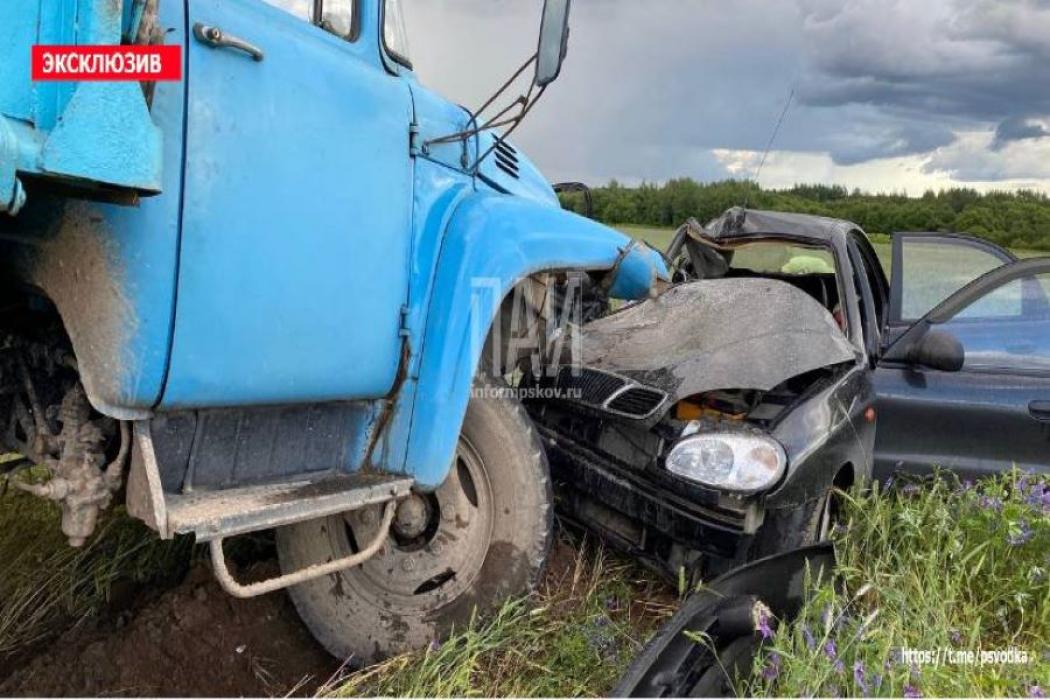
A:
0,0,671,663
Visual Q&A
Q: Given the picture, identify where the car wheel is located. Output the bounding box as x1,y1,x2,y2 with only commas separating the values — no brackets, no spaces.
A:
275,377,552,664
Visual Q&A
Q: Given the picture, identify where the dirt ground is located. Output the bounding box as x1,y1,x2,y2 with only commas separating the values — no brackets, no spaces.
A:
0,536,640,697
0,562,342,697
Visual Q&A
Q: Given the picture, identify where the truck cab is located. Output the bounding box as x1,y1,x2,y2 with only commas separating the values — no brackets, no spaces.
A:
0,0,668,662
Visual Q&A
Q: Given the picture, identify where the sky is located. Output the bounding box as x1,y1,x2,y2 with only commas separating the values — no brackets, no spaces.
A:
401,0,1050,195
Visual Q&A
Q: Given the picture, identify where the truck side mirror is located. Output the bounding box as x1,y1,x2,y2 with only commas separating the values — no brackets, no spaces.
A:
908,329,965,372
536,0,571,87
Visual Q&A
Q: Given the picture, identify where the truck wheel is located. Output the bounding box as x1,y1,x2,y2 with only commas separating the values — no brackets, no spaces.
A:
275,379,552,664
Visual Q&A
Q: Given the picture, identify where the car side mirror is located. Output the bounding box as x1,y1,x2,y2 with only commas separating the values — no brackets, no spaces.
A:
908,329,964,372
536,0,571,87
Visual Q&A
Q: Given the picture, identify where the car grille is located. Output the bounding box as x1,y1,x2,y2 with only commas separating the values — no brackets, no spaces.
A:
607,387,667,417
548,367,667,419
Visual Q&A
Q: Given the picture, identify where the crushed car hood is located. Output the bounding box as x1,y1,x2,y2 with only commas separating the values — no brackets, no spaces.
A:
577,278,856,405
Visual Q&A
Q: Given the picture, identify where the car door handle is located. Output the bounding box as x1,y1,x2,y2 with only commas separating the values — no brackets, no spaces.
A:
193,23,264,61
1030,401,1050,422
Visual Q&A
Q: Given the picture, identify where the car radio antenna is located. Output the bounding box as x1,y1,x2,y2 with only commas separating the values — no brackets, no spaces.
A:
743,83,795,209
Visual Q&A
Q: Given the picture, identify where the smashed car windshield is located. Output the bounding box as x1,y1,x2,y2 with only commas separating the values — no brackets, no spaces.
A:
727,241,837,276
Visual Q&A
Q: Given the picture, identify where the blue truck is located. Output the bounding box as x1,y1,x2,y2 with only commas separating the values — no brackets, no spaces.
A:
0,0,668,662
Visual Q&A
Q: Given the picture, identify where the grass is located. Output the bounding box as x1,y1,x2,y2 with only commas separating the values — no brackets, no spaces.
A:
322,532,675,698
0,485,193,660
618,224,678,252
324,472,1048,698
2,466,1047,697
742,471,1050,697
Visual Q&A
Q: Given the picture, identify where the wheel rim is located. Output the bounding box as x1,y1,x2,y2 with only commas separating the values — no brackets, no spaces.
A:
326,435,495,614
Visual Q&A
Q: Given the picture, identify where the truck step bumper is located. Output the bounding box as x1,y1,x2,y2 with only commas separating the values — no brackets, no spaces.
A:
166,472,412,542
126,421,413,541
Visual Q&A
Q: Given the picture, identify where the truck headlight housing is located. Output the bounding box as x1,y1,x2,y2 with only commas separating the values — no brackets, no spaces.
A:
665,433,786,493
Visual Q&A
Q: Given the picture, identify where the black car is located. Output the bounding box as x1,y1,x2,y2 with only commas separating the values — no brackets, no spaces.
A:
526,207,1050,580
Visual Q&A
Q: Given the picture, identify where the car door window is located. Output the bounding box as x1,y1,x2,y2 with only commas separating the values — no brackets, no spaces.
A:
891,235,1013,324
938,271,1050,373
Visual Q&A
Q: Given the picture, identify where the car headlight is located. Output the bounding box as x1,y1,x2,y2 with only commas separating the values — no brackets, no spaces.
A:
665,433,787,493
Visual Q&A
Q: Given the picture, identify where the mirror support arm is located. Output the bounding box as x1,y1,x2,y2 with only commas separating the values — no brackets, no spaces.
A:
423,54,538,150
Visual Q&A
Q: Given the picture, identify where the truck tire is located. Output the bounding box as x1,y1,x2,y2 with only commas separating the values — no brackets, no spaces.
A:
275,377,552,664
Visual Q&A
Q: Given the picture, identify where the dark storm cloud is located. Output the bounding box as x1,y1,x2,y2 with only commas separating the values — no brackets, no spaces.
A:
795,0,1050,163
992,117,1050,150
402,0,1050,184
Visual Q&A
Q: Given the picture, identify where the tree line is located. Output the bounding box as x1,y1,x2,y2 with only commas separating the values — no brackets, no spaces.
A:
559,179,1050,251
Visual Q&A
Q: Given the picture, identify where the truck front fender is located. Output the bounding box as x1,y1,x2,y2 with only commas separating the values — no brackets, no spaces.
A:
400,191,668,488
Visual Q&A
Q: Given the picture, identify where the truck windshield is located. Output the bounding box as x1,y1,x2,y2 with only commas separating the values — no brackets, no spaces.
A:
384,0,411,66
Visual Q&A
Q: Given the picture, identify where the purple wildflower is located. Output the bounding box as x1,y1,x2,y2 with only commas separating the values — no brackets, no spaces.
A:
979,495,1003,511
802,625,816,651
834,659,845,674
824,639,837,661
871,674,884,692
1027,684,1045,698
428,639,442,652
949,629,962,645
1007,520,1033,547
904,684,922,698
853,661,868,694
762,652,781,681
757,609,775,640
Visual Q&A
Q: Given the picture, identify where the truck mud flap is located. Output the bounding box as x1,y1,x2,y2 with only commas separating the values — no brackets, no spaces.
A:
613,543,835,698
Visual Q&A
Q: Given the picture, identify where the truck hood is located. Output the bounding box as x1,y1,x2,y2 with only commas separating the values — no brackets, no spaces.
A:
475,132,558,206
576,278,856,406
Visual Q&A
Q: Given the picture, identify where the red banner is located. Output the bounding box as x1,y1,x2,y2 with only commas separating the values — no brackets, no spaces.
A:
32,45,182,81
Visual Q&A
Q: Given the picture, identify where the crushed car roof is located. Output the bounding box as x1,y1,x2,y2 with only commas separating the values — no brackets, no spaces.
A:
705,207,865,244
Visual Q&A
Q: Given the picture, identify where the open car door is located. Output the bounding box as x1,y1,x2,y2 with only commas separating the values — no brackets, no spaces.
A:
875,241,1050,481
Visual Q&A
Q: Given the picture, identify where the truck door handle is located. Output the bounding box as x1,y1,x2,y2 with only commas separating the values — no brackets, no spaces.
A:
1030,401,1050,422
193,23,264,61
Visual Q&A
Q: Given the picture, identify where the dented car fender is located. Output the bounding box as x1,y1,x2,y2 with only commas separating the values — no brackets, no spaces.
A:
766,364,876,508
395,191,668,488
